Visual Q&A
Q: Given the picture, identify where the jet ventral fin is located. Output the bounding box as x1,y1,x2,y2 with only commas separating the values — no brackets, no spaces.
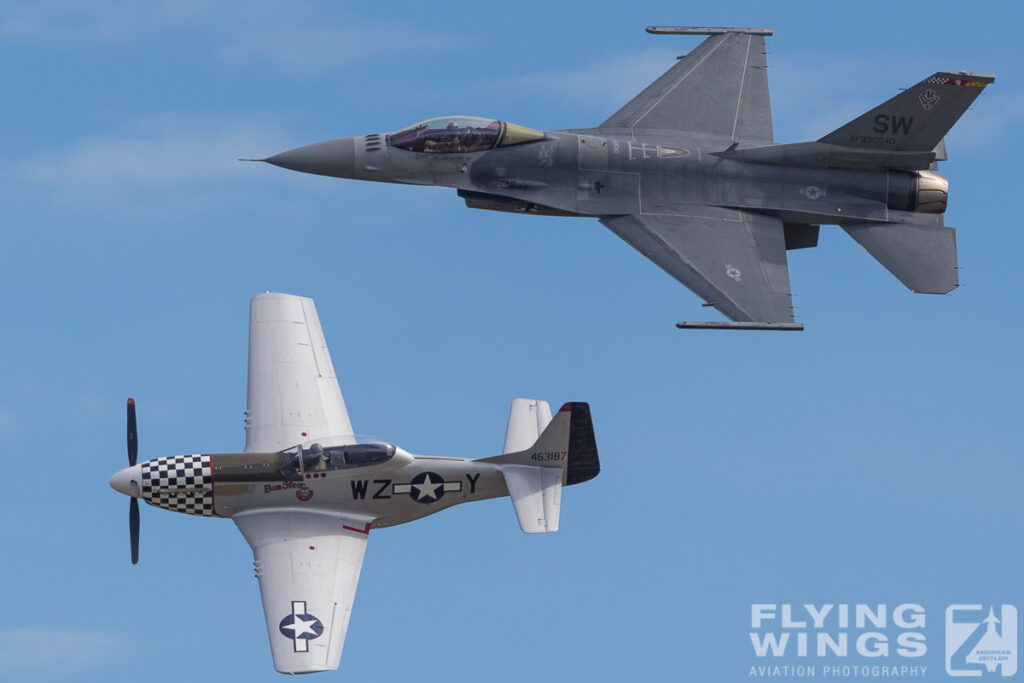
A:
601,29,773,141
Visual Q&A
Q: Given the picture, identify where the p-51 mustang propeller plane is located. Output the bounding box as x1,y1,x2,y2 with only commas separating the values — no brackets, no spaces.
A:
109,292,600,674
251,27,994,330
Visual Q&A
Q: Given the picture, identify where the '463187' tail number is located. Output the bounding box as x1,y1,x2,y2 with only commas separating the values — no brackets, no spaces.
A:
531,451,566,462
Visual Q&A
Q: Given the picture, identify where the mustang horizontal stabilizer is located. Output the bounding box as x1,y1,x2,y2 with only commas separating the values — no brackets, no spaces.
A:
502,465,563,533
234,508,371,675
601,29,773,141
600,208,794,323
820,72,994,153
484,402,599,533
503,398,553,454
842,214,958,294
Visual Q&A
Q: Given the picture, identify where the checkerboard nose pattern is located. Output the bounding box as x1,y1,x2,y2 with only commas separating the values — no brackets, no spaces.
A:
141,454,214,516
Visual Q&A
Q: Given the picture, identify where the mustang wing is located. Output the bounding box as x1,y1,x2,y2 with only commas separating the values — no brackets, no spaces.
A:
245,293,354,453
234,509,371,675
600,208,795,323
600,30,772,141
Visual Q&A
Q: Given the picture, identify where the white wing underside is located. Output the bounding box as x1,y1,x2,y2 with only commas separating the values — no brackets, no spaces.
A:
234,509,370,675
237,293,368,675
244,293,354,453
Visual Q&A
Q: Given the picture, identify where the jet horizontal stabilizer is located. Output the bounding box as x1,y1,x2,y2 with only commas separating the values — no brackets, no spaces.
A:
646,26,772,36
842,215,958,294
676,321,804,331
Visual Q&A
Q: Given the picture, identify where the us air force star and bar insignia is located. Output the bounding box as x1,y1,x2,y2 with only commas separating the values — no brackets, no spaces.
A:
393,471,462,503
279,601,324,652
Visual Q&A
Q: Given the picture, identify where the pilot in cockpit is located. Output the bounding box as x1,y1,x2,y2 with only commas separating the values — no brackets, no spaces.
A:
309,443,327,471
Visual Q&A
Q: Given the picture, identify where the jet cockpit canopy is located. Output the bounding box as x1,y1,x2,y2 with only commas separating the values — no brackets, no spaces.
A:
388,116,545,154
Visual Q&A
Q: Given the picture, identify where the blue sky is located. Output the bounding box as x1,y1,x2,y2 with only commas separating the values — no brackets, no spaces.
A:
1,1,1022,681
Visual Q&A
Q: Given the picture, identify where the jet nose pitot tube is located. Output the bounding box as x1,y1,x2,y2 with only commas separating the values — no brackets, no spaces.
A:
265,137,356,178
109,464,142,497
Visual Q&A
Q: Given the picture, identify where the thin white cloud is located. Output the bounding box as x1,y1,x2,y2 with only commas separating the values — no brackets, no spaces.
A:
0,627,126,677
1,1,462,75
0,0,207,42
0,407,16,437
937,89,1023,155
480,48,677,115
3,114,296,214
218,24,464,76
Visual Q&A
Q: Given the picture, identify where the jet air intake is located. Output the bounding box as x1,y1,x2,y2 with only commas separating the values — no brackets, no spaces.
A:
886,170,948,214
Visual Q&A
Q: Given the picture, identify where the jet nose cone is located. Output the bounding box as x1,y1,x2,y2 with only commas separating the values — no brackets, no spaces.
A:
266,137,356,178
109,465,142,497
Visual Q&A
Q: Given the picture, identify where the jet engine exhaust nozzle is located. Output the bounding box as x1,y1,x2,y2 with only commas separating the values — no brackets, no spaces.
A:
915,170,948,214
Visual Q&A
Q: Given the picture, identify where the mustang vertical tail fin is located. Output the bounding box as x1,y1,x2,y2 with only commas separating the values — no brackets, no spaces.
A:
482,402,599,533
819,72,994,153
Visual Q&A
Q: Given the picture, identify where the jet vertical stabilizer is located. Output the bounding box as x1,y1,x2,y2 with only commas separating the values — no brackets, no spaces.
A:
820,72,994,153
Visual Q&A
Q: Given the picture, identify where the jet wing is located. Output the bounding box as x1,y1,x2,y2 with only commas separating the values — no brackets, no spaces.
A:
245,293,354,453
234,508,371,675
600,30,772,141
599,208,795,323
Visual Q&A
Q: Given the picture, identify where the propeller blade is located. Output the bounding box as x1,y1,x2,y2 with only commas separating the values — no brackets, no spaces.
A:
129,497,140,565
127,398,138,467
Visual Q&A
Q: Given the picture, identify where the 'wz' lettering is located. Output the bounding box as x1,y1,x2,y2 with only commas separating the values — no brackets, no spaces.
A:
351,479,392,499
873,114,914,135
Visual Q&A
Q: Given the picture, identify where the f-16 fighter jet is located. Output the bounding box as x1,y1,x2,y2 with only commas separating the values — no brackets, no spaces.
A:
254,27,994,330
109,292,599,674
